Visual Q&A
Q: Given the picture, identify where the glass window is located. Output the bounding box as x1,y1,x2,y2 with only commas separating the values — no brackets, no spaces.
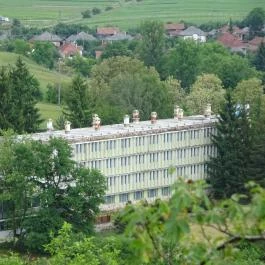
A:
134,191,143,200
162,187,171,196
148,189,158,198
119,193,129,203
105,195,115,204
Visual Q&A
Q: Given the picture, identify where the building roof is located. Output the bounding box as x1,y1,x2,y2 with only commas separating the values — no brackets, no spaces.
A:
248,36,265,46
66,32,96,42
59,43,82,56
97,27,120,36
105,33,133,41
178,26,206,37
31,115,217,143
217,32,245,48
32,31,62,42
165,23,185,31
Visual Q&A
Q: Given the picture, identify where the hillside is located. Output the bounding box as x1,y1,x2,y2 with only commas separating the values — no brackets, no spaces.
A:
0,0,264,28
0,52,71,92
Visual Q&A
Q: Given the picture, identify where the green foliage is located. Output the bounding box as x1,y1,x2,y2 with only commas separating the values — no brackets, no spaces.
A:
52,23,95,38
64,75,91,128
81,9,91,19
118,180,265,264
31,42,59,69
207,91,252,199
101,41,132,60
65,56,96,77
139,20,165,71
45,84,58,104
0,136,106,253
89,56,173,123
92,7,101,15
244,7,265,34
253,41,265,71
0,57,42,133
185,74,225,114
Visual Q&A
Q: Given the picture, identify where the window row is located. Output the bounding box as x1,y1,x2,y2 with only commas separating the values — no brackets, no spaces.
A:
75,127,216,154
104,186,172,204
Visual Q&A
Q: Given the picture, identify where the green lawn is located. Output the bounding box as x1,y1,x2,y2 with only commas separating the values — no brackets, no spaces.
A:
0,0,264,29
0,52,71,93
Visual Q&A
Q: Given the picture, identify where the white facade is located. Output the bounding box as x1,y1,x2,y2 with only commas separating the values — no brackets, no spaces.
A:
33,114,217,211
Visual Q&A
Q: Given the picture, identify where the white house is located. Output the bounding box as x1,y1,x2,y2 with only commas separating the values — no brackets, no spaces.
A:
178,26,207,42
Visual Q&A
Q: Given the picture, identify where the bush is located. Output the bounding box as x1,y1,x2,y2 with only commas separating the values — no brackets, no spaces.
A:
81,9,91,18
92,7,101,15
105,6,113,11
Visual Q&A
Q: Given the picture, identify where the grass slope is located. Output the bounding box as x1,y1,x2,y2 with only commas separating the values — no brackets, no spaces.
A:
0,52,71,92
0,0,264,28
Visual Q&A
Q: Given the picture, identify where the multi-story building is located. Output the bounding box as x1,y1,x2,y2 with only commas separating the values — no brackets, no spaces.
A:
0,107,217,236
34,107,217,211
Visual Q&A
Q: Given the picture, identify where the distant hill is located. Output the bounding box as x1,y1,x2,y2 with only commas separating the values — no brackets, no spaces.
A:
0,0,264,29
0,52,71,92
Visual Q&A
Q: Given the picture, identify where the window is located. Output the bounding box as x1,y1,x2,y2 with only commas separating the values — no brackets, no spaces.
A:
105,195,115,204
162,187,171,196
148,189,158,198
119,193,129,203
134,191,143,200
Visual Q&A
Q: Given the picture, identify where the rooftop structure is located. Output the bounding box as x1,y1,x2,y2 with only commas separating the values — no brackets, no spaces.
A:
66,32,96,42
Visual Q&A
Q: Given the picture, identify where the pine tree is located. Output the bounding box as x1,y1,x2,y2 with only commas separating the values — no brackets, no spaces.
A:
254,42,265,71
64,75,90,128
207,91,252,199
0,58,42,133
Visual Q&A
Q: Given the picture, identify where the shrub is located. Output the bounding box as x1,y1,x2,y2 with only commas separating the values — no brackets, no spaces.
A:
81,9,91,18
92,7,101,15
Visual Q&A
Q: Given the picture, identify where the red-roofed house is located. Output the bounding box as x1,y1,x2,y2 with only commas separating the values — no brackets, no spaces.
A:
59,43,83,58
217,32,247,54
247,37,265,52
164,23,185,36
96,27,120,38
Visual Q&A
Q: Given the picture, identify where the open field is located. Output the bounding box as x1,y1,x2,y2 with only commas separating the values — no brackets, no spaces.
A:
0,52,71,93
0,0,265,29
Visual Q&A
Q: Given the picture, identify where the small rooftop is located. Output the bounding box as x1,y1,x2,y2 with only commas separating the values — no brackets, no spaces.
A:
31,31,62,42
66,32,96,42
31,115,217,143
178,26,206,36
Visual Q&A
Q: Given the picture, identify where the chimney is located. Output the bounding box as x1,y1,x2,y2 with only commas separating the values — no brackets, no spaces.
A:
150,112,157,124
64,121,71,134
204,104,212,119
47,118,53,132
132,110,140,123
178,109,184,120
124,115,130,127
174,105,180,120
92,114,101,130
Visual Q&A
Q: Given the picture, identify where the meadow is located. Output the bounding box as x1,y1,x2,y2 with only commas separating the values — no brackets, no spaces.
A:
0,0,264,29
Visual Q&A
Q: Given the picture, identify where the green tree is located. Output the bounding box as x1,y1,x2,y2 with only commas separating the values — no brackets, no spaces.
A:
64,75,90,128
31,41,59,69
163,40,201,90
119,180,265,264
139,20,165,72
254,42,265,71
207,91,252,199
185,74,225,114
244,7,265,34
0,135,106,252
101,41,132,59
9,57,42,133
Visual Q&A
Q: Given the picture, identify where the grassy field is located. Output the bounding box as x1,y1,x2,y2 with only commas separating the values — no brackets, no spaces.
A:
0,52,71,93
0,0,264,29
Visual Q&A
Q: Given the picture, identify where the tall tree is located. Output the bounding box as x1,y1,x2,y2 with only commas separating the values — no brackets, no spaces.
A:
244,7,265,35
9,57,42,133
207,91,252,199
253,41,265,71
0,58,42,133
185,74,225,114
64,75,90,128
139,20,165,72
0,135,106,252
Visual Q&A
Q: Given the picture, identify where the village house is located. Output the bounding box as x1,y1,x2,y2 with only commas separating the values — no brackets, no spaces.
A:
247,36,265,52
217,32,247,54
31,31,62,47
59,42,83,58
178,26,207,42
96,27,120,39
104,32,133,43
164,23,185,37
66,31,96,43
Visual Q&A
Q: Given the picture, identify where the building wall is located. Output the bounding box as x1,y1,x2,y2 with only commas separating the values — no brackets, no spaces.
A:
72,125,216,210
